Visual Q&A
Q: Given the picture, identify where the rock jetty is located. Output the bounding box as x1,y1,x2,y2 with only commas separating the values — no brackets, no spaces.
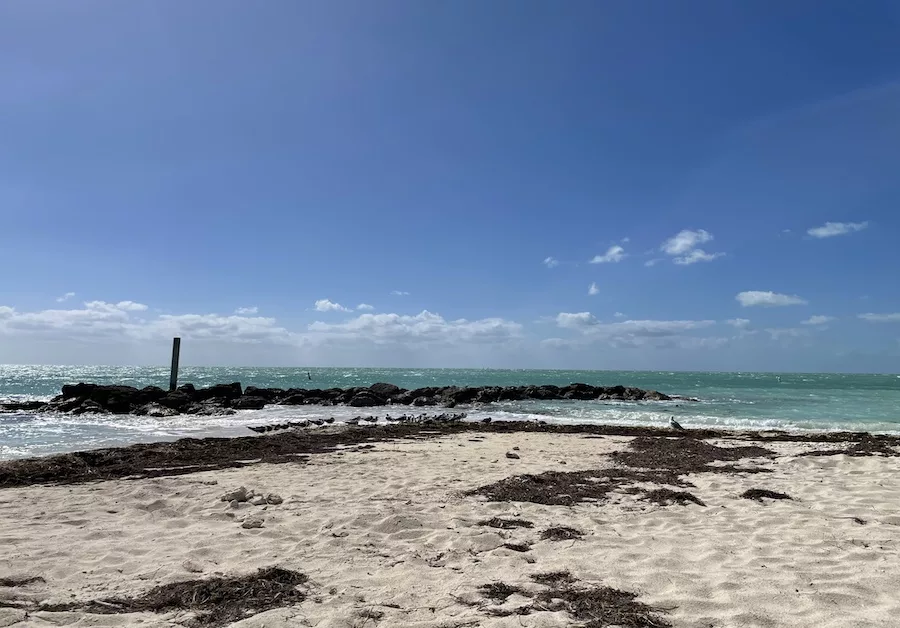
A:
0,382,683,416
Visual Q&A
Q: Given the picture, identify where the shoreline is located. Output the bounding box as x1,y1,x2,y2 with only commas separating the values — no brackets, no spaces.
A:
2,419,898,489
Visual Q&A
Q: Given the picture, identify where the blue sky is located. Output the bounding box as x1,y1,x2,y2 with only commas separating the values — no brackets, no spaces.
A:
1,0,899,371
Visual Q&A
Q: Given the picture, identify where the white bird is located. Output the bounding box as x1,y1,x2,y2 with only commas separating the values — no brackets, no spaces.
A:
669,416,685,431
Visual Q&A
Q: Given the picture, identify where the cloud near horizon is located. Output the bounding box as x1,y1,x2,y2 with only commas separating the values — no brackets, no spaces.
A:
0,298,896,369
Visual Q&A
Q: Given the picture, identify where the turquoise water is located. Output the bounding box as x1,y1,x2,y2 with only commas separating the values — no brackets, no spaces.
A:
1,365,899,459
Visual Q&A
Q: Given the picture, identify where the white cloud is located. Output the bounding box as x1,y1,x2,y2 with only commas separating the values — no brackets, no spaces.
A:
736,291,807,307
235,306,259,315
644,259,662,267
83,300,149,312
589,245,626,264
56,292,75,303
308,311,522,345
555,312,715,336
661,229,713,255
859,313,900,323
148,313,294,345
555,312,598,329
588,282,599,296
314,299,351,313
356,303,374,311
802,315,835,326
765,327,810,340
672,249,725,265
390,290,410,296
614,312,625,318
621,237,631,243
542,257,559,268
660,229,723,265
726,318,751,329
807,221,868,238
552,313,719,350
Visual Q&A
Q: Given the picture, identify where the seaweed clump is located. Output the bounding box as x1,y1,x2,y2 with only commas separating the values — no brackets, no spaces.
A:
477,517,534,529
741,489,792,502
475,573,672,627
41,567,308,627
540,526,584,541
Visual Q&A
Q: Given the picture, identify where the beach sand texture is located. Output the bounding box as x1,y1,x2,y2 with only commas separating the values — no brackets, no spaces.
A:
1,431,899,627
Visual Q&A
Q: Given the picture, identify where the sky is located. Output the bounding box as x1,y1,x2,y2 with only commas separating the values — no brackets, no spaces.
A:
1,0,900,372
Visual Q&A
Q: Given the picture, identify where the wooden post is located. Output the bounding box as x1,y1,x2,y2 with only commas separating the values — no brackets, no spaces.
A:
169,337,181,391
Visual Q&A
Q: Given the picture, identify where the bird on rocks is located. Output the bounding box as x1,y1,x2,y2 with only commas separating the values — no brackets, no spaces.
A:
669,416,685,431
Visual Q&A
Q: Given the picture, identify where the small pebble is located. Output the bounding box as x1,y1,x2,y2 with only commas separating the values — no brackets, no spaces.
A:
220,486,249,503
266,493,284,505
241,516,265,529
505,451,520,459
249,496,267,506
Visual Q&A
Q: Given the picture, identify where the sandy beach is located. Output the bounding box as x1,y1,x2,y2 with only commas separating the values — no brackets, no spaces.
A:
1,427,899,627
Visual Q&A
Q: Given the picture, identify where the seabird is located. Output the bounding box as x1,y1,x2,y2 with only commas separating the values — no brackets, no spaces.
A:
669,416,685,431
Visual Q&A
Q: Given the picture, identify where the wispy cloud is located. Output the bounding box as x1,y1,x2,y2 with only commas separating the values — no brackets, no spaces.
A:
644,259,662,267
314,299,350,313
234,306,258,315
589,245,626,264
801,315,834,326
673,249,725,265
661,229,723,265
726,318,751,329
309,311,522,345
56,292,75,303
588,282,599,296
356,303,374,311
390,290,410,296
765,327,810,340
858,312,900,323
613,312,625,318
542,256,560,268
736,291,807,307
807,221,868,238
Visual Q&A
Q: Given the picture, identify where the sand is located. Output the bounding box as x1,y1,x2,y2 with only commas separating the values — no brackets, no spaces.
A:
1,431,899,627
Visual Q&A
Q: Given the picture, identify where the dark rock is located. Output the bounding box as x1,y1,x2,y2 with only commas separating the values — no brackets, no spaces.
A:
71,400,108,415
369,383,402,399
195,382,243,402
279,392,308,405
412,396,437,407
233,396,267,410
159,391,193,412
476,387,502,403
60,383,98,400
0,400,46,412
244,387,284,402
135,403,180,418
138,386,168,403
445,387,480,404
349,392,387,407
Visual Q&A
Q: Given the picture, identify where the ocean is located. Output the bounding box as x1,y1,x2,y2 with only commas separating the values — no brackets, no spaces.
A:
1,365,899,460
